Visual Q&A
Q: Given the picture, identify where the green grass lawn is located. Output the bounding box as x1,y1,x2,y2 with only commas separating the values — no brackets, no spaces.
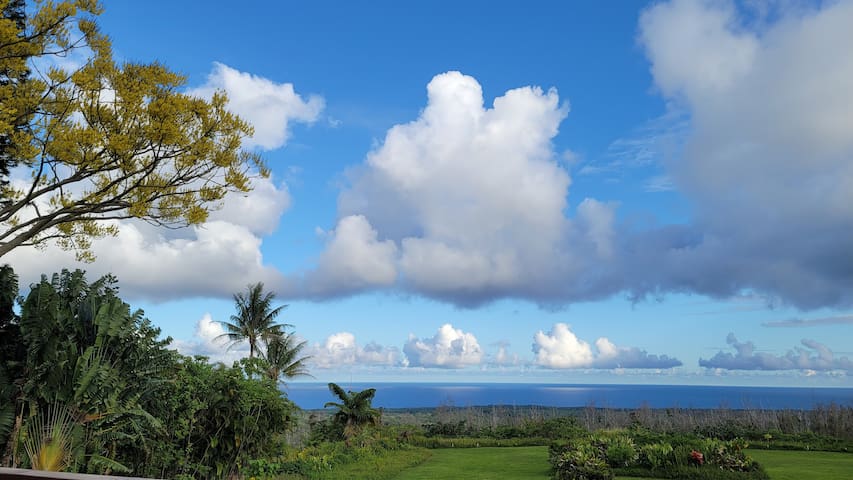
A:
392,446,552,480
385,446,853,480
746,449,853,480
307,448,433,480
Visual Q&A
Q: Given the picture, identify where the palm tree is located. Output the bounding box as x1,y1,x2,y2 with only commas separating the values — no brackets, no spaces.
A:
217,283,290,359
264,333,312,383
324,383,381,439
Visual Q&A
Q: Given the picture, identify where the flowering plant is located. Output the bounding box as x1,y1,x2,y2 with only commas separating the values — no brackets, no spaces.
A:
689,450,705,466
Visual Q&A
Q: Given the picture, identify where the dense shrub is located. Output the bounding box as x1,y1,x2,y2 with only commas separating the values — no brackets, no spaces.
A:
702,438,755,471
0,268,298,478
308,415,345,445
672,444,694,467
551,430,768,480
604,435,638,467
422,420,473,438
418,415,585,444
150,357,296,479
553,443,613,480
257,429,427,479
639,442,673,470
509,417,584,440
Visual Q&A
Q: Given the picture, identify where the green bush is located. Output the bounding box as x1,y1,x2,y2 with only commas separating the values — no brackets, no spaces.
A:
422,420,474,438
702,438,756,472
640,441,674,470
673,444,694,467
523,417,586,440
0,268,298,479
265,438,430,480
552,429,769,480
554,443,613,480
604,435,638,467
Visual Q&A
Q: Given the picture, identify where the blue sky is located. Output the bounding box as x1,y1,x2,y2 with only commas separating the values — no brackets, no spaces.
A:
8,0,853,386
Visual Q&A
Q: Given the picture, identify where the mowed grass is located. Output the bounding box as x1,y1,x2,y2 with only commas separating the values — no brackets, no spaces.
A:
746,449,853,480
393,446,552,480
388,446,853,480
308,448,433,480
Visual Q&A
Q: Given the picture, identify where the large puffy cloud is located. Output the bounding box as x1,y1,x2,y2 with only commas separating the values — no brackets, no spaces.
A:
286,71,623,305
172,313,248,364
297,215,398,298
208,177,291,236
188,62,324,150
309,332,403,368
532,323,594,368
404,323,484,368
634,0,853,308
700,333,853,372
533,323,682,369
4,176,289,301
284,1,853,310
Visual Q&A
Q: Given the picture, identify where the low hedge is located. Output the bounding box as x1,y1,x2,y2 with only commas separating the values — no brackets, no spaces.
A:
550,431,768,480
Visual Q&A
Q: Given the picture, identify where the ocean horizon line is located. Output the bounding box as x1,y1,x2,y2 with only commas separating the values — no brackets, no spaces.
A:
282,382,853,411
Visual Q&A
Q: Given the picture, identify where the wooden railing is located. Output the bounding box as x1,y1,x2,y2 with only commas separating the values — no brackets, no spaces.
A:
0,468,155,480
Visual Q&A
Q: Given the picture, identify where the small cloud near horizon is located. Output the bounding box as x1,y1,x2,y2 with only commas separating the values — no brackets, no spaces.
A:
699,333,853,372
763,315,853,328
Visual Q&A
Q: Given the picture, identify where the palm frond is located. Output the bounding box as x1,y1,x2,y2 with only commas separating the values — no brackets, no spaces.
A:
328,382,349,403
324,383,381,439
87,454,131,474
23,403,78,471
220,282,294,359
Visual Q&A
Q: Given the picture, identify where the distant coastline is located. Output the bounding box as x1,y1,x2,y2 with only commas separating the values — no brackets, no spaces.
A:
284,382,853,410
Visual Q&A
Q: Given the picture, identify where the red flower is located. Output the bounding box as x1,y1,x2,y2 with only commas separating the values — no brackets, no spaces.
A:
690,450,705,466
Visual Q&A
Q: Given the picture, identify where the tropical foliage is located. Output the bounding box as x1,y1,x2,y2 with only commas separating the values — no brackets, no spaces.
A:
218,282,290,359
0,264,21,454
549,432,768,480
265,332,312,383
324,383,382,441
0,267,297,477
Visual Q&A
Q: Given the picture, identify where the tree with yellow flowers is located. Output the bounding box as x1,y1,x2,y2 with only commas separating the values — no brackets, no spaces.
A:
0,0,265,260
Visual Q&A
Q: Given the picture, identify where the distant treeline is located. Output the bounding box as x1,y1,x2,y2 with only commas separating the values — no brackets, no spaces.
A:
315,402,853,444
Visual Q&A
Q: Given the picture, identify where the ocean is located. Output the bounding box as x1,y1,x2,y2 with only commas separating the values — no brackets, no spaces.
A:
284,383,853,411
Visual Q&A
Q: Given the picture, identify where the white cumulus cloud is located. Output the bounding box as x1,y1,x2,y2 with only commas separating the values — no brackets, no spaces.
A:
533,323,681,369
633,0,853,308
490,341,520,366
404,323,484,368
189,62,324,150
297,215,399,298
208,176,291,236
532,323,594,368
699,333,853,372
284,71,623,306
172,313,248,364
309,332,402,368
4,176,289,302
